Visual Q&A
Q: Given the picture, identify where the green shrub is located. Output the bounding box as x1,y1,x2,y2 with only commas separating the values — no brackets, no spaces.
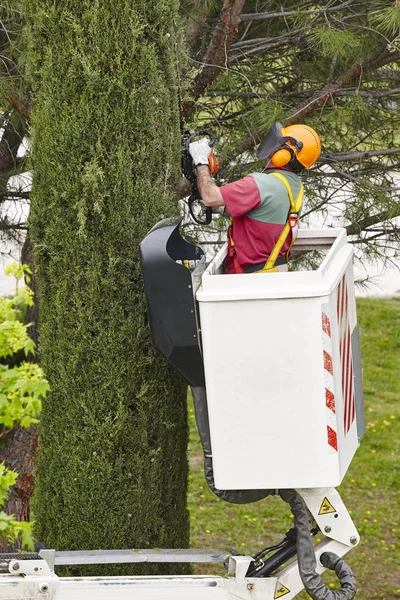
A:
0,263,49,550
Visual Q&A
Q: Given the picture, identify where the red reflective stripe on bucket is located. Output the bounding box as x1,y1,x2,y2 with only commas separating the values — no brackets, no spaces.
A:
322,306,338,452
327,426,338,451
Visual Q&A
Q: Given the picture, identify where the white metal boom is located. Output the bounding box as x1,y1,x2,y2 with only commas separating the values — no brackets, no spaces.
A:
0,487,358,600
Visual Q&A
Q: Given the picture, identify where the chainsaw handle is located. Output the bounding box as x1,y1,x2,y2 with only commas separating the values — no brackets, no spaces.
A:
185,130,216,150
183,129,217,226
188,195,213,226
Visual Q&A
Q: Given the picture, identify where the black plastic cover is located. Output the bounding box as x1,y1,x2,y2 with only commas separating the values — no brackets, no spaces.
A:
256,122,303,160
139,217,205,387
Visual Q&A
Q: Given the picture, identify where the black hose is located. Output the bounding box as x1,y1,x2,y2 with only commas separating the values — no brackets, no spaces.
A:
279,489,357,600
191,386,274,504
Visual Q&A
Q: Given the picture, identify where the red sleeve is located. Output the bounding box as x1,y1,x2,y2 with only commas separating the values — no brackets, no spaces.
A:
219,175,261,218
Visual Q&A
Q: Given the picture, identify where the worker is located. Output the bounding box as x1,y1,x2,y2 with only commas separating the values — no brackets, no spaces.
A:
188,122,321,274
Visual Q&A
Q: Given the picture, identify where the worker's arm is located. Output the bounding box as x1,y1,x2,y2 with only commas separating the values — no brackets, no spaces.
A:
195,165,225,208
189,139,225,209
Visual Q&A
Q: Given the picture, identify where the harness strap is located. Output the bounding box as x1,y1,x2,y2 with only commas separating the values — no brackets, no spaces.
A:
227,172,303,274
227,223,244,274
256,173,303,274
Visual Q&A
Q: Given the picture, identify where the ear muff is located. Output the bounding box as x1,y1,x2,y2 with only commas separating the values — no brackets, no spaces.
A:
271,145,295,167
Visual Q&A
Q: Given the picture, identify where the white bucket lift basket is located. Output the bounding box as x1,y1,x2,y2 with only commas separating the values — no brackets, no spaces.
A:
196,229,365,490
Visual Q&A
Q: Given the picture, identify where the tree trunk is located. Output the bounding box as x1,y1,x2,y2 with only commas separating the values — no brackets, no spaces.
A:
0,235,39,552
0,425,38,552
24,0,189,575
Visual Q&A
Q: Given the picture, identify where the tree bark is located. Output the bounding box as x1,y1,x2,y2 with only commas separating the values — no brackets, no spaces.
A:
190,0,247,100
0,425,38,552
0,235,39,552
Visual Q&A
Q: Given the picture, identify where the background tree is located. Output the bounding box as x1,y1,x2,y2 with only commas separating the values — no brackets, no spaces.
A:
0,1,41,543
2,1,399,255
0,263,48,552
0,1,30,245
0,0,398,564
181,0,400,264
23,0,189,572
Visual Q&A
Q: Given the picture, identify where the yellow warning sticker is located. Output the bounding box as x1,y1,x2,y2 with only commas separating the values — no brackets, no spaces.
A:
318,497,336,515
274,582,291,598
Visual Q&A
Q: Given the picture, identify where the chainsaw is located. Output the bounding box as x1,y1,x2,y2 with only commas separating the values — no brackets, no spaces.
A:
182,130,219,225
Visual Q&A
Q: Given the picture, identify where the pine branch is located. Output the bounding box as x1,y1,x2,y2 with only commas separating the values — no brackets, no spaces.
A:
232,46,400,155
205,87,400,100
0,222,27,231
346,207,400,236
185,0,211,55
321,148,400,162
229,31,306,62
285,48,400,125
0,191,30,200
190,0,246,101
239,1,355,22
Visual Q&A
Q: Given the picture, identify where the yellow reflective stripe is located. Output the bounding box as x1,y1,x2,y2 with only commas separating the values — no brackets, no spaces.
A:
268,172,303,213
259,173,303,273
258,222,290,272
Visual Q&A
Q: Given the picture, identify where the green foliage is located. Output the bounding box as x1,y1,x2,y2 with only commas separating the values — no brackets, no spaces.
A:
0,462,34,551
372,5,400,37
309,27,363,61
0,263,48,552
246,100,287,139
0,462,18,505
24,0,189,575
0,510,34,551
0,362,48,431
0,265,34,359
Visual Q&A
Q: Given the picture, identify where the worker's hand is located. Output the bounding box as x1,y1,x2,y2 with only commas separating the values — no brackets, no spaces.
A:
189,139,212,166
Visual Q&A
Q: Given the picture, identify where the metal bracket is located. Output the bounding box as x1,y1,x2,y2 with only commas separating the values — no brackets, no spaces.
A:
297,487,360,547
0,486,359,600
8,558,52,577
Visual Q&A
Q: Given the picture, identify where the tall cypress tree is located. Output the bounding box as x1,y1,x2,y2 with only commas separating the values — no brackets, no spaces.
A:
24,0,189,570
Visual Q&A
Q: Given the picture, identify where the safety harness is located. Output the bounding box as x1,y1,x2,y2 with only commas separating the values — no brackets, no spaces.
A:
227,171,304,274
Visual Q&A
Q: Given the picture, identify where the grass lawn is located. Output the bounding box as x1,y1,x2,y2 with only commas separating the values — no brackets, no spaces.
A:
188,297,400,599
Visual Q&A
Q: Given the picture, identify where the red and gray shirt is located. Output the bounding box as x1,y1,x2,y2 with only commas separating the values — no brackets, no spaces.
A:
219,168,302,274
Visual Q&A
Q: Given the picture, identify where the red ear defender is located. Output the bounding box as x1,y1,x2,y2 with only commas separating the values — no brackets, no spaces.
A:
271,145,295,167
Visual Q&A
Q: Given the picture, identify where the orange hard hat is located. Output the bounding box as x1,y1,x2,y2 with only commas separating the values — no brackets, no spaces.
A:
257,122,321,169
280,124,321,169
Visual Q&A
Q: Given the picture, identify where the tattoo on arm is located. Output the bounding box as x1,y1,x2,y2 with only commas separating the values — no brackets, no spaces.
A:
196,165,225,208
